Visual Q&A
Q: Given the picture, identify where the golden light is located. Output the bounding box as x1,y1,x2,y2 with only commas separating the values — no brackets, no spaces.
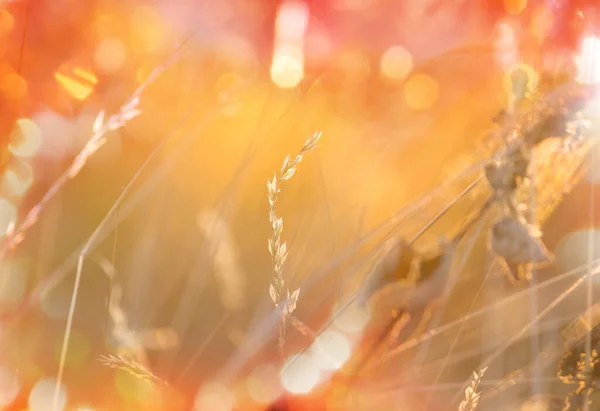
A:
0,365,19,407
555,230,600,275
270,0,309,89
52,331,91,368
270,53,304,89
404,73,439,110
136,62,154,85
0,258,27,307
1,159,33,197
280,353,322,394
94,37,127,74
305,31,332,63
215,72,243,96
588,144,600,183
9,118,42,158
504,0,527,15
332,300,371,334
520,395,556,411
55,72,95,101
199,0,233,28
72,67,98,85
194,382,235,411
29,378,67,411
41,286,71,320
114,369,153,403
33,110,76,160
577,35,600,85
1,73,27,100
530,6,553,43
0,198,16,236
246,364,281,404
503,64,538,100
310,329,352,371
380,45,413,82
0,10,14,36
130,5,167,54
275,0,309,39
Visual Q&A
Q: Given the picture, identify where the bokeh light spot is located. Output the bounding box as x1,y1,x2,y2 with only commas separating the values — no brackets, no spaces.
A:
0,198,16,236
131,5,167,54
29,378,67,411
1,159,33,197
9,118,42,158
380,45,413,82
246,364,281,404
310,330,352,371
404,73,439,110
280,353,321,394
332,300,371,334
555,230,600,275
94,38,127,74
194,382,234,411
270,54,303,89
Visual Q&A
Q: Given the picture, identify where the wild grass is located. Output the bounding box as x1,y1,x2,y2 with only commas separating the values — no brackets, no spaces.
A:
99,354,167,387
267,130,322,353
458,366,487,411
2,16,599,411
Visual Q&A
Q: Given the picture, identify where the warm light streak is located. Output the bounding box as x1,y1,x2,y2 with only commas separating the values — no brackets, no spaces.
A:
577,35,600,85
495,23,517,69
